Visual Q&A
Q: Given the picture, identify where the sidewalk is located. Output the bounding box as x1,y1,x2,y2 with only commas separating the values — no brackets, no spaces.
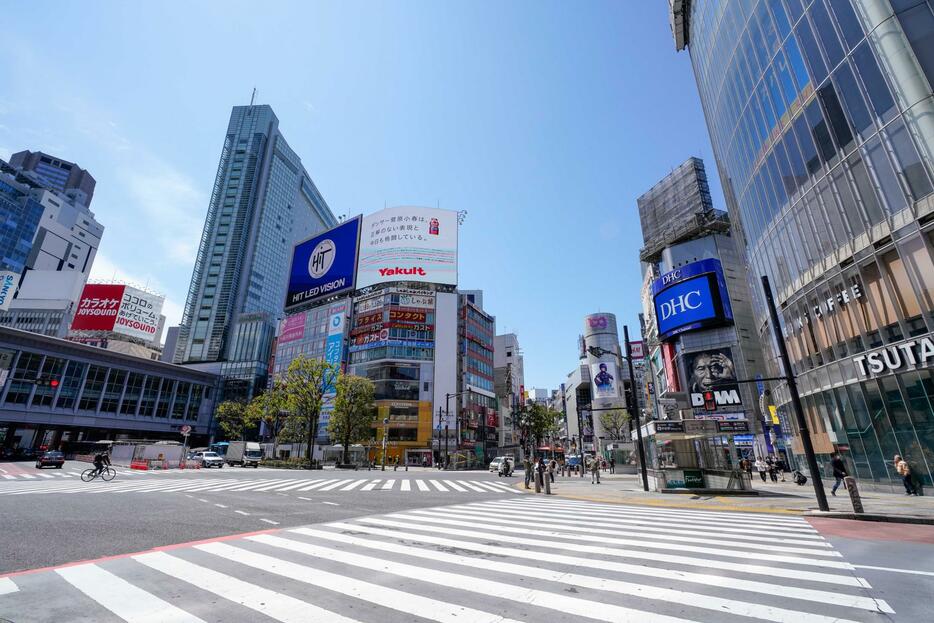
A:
520,472,934,522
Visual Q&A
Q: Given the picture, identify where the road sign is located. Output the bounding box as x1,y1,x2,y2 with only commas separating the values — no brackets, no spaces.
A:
180,424,192,435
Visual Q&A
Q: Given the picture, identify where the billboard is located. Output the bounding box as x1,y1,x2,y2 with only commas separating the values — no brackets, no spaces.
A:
278,313,306,344
71,284,164,341
0,271,18,311
685,348,743,413
285,216,361,311
652,259,733,341
590,361,619,400
357,207,458,288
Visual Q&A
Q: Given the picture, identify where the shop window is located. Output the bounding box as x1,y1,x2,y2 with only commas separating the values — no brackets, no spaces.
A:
905,235,934,322
860,259,902,343
881,249,926,336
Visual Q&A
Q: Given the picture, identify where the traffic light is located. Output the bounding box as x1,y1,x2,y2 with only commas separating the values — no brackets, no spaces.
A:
34,376,60,388
703,391,717,411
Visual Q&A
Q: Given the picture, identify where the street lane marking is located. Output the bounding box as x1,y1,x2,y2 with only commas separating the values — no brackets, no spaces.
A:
444,480,467,492
470,481,508,493
248,534,705,623
135,551,357,623
294,479,336,491
339,479,365,491
0,577,17,595
234,510,250,516
200,540,528,623
415,479,429,491
456,480,486,492
361,479,381,490
197,498,209,503
298,496,312,501
38,473,54,478
214,504,228,508
428,479,448,491
413,507,837,556
400,479,411,491
380,480,396,490
322,501,339,506
57,563,206,623
260,518,280,525
854,564,934,577
478,481,524,494
295,526,878,621
2,475,14,479
253,479,304,492
318,479,353,491
271,480,324,492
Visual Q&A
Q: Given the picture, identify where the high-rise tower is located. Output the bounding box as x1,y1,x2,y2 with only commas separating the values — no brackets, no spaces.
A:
175,104,337,398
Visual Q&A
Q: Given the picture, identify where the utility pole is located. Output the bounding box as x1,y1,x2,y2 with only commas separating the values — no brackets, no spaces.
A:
762,275,829,512
624,325,650,492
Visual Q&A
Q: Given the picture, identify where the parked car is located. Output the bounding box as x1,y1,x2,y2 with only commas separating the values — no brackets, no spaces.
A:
190,451,224,468
225,441,262,467
35,451,65,469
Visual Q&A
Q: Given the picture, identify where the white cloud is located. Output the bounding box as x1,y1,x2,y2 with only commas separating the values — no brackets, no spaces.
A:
88,252,184,329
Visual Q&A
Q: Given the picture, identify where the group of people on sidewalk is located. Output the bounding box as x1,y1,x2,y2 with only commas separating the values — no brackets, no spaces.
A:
831,453,922,496
741,456,787,483
522,455,614,489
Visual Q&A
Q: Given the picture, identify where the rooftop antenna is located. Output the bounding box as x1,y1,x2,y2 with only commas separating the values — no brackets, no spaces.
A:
250,87,257,106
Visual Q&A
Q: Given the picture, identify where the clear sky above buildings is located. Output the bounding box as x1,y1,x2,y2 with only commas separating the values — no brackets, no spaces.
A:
0,0,723,390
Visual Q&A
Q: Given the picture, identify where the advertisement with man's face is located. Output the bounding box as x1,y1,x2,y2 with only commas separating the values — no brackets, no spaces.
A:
590,361,618,400
685,348,743,412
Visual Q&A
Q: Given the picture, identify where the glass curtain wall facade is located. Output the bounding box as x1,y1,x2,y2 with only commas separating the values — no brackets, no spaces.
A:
458,297,497,462
175,104,336,400
679,0,934,488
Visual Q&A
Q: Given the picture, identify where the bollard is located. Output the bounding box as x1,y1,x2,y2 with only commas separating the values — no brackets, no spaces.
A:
534,471,542,493
844,476,863,513
544,472,552,495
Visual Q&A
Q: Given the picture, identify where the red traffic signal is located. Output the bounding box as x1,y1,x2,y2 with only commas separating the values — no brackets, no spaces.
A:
703,391,717,411
50,379,60,388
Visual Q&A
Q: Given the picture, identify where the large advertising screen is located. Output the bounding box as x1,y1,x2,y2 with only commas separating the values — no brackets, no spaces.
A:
285,216,361,311
652,259,733,341
71,283,164,341
590,361,619,400
684,347,743,414
356,207,458,288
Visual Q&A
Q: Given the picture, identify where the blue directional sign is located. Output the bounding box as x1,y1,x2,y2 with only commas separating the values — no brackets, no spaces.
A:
285,217,361,311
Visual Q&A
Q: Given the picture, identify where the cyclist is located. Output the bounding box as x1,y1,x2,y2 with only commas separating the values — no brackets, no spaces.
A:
92,451,111,477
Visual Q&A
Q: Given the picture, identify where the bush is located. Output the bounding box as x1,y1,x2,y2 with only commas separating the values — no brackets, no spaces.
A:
261,457,314,469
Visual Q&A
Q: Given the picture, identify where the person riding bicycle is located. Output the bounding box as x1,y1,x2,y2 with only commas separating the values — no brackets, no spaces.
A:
92,451,111,476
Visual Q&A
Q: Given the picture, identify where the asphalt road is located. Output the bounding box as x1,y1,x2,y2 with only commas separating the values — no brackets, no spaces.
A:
3,461,932,622
0,461,520,573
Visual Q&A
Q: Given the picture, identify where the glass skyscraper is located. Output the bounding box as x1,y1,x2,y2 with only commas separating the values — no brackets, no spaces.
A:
674,0,934,489
175,104,337,399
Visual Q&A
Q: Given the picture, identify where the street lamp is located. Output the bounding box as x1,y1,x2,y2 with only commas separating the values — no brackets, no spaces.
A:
380,417,389,472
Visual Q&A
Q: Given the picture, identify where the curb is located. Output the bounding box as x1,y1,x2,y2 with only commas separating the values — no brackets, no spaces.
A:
511,481,802,515
804,511,934,525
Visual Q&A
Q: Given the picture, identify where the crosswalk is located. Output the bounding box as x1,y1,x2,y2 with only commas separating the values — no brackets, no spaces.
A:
0,497,894,622
0,476,523,497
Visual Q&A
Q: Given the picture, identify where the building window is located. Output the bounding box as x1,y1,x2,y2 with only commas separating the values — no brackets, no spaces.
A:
78,365,108,411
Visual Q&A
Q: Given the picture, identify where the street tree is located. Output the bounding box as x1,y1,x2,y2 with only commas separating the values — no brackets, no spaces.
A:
599,409,630,441
526,403,564,451
214,400,255,440
246,384,286,451
279,354,340,468
328,374,376,465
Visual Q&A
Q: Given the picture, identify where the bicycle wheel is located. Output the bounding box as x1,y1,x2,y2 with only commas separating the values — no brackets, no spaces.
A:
101,467,116,481
80,468,95,482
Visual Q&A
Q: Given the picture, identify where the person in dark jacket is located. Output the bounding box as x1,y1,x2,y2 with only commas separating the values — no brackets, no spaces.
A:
830,454,848,496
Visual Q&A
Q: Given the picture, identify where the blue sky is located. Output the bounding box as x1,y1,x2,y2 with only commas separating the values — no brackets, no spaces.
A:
0,1,723,390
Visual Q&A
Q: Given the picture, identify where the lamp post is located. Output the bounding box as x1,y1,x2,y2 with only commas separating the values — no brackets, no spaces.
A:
380,417,389,472
445,391,468,469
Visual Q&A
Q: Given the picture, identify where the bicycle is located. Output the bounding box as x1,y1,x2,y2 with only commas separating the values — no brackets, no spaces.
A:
81,466,116,482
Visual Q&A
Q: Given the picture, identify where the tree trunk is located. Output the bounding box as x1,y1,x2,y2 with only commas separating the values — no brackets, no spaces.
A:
342,427,351,465
307,408,320,469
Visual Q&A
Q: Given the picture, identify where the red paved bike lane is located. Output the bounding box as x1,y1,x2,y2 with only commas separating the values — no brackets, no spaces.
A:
808,517,934,544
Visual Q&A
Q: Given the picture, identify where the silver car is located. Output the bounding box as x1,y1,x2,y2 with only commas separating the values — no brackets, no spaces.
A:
190,451,224,468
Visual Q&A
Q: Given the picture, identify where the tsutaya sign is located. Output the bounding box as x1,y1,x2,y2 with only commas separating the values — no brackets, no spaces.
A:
853,334,934,377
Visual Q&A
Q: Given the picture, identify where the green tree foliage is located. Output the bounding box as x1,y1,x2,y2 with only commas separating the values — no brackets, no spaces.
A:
329,375,376,464
599,409,630,440
246,383,286,449
214,400,255,440
279,354,340,468
526,403,564,448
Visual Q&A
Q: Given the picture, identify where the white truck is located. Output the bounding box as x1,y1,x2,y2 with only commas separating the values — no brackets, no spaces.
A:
225,441,262,467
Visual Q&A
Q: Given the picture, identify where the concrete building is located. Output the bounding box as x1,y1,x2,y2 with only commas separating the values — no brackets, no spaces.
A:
493,333,524,455
674,0,934,489
0,326,219,451
174,104,337,400
457,292,497,464
9,150,96,208
0,157,104,338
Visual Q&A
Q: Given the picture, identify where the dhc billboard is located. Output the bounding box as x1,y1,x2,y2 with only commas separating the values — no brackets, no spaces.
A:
285,216,361,311
652,258,733,341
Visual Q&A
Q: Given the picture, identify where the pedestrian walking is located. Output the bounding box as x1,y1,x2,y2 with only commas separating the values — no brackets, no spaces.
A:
767,456,779,482
590,456,601,484
548,459,556,483
894,455,918,495
776,457,787,482
523,457,533,489
609,457,616,474
755,457,768,482
830,453,848,496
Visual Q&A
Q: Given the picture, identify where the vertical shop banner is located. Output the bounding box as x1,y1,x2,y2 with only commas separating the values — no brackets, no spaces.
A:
318,301,349,438
0,271,19,311
590,361,619,399
114,285,164,341
357,206,458,288
70,284,126,331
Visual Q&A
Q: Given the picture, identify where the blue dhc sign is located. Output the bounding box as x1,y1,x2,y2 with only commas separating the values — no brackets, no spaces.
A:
652,259,733,341
285,217,361,310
